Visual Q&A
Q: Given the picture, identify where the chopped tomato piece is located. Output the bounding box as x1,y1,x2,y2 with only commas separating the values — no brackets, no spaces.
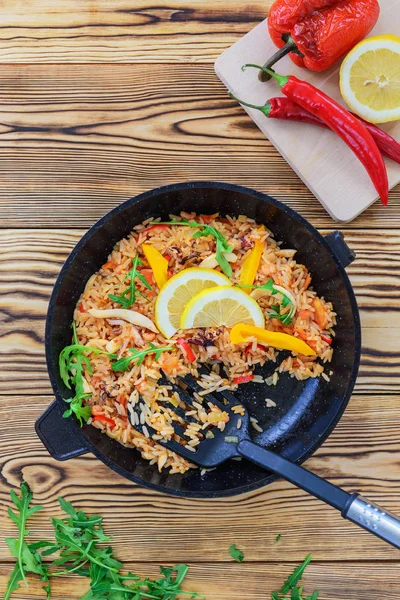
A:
143,224,169,236
200,213,218,224
138,268,154,287
313,298,328,330
303,274,312,290
102,260,116,270
298,309,311,320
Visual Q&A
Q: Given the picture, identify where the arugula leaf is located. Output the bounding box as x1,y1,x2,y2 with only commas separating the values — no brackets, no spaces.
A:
229,544,244,563
152,219,234,278
271,554,318,600
3,564,23,600
5,483,44,586
60,322,115,426
239,279,295,325
280,554,313,594
4,483,52,599
238,279,275,293
112,343,174,373
108,255,151,308
304,592,319,600
192,225,233,278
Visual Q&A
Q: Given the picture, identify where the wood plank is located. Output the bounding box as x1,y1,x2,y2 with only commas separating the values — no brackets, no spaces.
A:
0,0,271,64
0,63,398,230
0,228,398,394
0,561,399,600
1,394,400,562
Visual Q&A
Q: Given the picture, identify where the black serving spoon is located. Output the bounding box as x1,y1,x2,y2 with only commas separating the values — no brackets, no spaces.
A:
128,372,400,549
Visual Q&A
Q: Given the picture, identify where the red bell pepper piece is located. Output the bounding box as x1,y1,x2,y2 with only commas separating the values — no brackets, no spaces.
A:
233,374,254,384
321,334,333,345
267,0,379,73
177,338,197,363
245,343,266,355
92,415,116,429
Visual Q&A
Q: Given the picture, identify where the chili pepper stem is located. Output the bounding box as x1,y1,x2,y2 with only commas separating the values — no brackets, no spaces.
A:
242,64,289,88
258,37,298,82
228,92,272,117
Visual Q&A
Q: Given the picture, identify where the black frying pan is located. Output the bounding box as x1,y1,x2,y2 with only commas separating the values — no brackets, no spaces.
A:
36,181,361,499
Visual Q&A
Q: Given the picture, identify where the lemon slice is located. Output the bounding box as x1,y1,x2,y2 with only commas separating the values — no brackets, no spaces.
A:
155,268,232,338
180,286,265,330
340,35,400,124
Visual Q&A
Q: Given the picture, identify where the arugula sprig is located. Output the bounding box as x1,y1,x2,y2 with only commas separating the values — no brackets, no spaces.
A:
150,219,234,277
112,342,174,372
239,279,296,326
4,482,52,600
108,255,152,309
59,323,115,426
271,554,318,600
5,483,203,600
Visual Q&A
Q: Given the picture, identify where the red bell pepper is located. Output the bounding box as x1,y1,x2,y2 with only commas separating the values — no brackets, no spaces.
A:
264,0,379,76
233,374,254,384
92,415,116,429
245,343,266,355
177,338,197,363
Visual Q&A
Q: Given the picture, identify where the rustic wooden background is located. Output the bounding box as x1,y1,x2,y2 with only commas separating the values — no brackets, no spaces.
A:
1,1,400,598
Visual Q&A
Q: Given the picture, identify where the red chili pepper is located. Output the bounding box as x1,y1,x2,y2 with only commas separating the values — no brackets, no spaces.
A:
236,68,389,206
245,343,266,355
177,338,197,363
233,96,400,166
321,334,333,345
143,224,170,236
92,415,116,429
233,374,255,384
266,0,379,75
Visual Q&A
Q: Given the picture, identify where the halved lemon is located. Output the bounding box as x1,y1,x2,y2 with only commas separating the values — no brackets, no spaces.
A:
155,268,232,338
340,35,400,124
180,286,265,330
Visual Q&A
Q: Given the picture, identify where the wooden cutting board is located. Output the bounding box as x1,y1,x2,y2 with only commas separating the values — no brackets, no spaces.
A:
215,0,400,222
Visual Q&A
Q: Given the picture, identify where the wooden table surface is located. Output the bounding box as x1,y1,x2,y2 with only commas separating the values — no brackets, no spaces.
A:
1,1,400,598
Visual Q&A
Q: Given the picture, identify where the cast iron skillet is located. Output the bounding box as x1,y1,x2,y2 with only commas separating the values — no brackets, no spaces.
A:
36,182,361,498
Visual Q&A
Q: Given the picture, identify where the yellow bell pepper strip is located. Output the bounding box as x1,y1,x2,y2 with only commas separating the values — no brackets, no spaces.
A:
142,244,168,290
230,323,316,356
239,227,265,293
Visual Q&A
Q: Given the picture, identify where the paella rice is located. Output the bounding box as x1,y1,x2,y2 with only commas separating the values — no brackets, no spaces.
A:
68,212,336,474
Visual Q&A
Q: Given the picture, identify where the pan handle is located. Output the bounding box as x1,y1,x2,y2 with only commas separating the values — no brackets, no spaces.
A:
35,400,88,461
324,231,356,269
238,440,400,550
